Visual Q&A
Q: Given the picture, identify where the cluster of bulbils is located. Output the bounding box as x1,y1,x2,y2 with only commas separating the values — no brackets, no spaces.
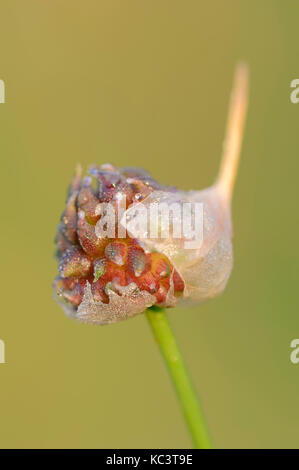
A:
53,65,248,325
53,162,234,324
54,165,188,324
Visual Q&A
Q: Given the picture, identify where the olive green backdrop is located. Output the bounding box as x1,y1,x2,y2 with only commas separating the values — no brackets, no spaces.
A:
0,0,298,448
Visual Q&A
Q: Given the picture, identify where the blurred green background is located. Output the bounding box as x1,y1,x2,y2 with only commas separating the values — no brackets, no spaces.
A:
0,0,298,449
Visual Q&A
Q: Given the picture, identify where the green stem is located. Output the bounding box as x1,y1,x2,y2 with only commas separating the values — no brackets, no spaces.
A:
146,307,212,449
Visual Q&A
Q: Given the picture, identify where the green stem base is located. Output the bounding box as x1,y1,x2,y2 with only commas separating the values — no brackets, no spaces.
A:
146,307,212,449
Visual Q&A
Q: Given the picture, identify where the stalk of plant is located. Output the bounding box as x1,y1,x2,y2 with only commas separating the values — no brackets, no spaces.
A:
146,306,212,449
53,64,249,449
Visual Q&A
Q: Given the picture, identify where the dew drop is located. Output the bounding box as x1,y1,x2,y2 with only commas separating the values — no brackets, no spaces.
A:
105,242,127,266
128,247,149,278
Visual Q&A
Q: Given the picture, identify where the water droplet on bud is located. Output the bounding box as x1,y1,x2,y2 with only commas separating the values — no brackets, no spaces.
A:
59,248,92,278
128,246,150,278
105,242,127,266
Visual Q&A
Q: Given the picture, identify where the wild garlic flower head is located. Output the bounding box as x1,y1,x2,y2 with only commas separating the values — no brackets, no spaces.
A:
53,64,248,325
53,164,185,324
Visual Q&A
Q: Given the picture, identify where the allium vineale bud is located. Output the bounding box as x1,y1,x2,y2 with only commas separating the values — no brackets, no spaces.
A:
53,165,185,324
53,64,248,325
